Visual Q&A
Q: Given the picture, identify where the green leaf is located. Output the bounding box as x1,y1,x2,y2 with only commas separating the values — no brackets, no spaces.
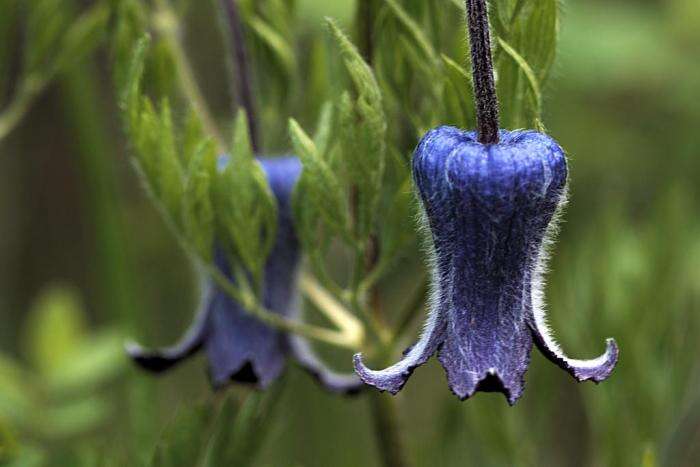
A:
155,99,186,218
39,395,111,439
521,0,558,84
120,34,150,121
215,111,278,282
441,54,475,128
202,395,238,467
289,118,347,236
494,0,559,128
46,330,126,396
22,285,86,375
497,37,542,123
326,18,386,241
119,35,185,222
182,139,217,262
312,101,335,158
53,3,110,73
113,0,148,93
23,0,69,77
384,0,438,64
204,387,283,466
150,402,215,467
0,355,35,427
247,15,297,80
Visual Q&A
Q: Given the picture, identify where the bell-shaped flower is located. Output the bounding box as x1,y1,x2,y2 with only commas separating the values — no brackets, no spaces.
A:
354,126,618,404
128,156,361,394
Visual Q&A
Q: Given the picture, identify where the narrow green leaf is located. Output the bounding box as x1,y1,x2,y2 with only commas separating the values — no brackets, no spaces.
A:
113,0,148,93
497,37,542,120
150,403,214,467
247,15,297,79
312,101,335,158
327,18,386,240
384,0,438,64
205,387,284,466
156,99,186,219
289,118,347,233
521,0,558,84
120,34,150,118
441,54,475,128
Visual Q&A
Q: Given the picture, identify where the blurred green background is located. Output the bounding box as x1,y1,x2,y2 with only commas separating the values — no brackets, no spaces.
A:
1,0,699,465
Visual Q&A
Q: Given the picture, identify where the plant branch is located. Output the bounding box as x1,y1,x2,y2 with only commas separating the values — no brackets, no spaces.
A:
299,274,365,347
465,0,500,143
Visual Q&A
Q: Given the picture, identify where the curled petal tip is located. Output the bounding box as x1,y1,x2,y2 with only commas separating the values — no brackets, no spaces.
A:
568,337,618,383
576,338,619,383
353,353,406,395
531,319,620,384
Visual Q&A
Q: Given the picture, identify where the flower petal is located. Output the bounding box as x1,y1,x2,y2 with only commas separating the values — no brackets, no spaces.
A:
289,335,363,395
354,305,446,394
125,285,212,372
205,291,287,389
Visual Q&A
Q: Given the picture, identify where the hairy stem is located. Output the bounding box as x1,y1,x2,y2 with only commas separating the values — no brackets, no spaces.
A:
217,0,260,152
465,0,500,143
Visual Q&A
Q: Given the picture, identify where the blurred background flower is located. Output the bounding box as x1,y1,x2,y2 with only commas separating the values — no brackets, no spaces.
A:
1,0,699,466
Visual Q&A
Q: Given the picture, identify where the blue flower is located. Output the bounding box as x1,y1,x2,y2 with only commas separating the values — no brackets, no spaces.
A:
354,126,618,404
128,156,361,394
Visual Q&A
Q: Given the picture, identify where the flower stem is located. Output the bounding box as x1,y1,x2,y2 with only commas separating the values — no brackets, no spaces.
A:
465,0,500,144
216,0,260,152
370,392,410,467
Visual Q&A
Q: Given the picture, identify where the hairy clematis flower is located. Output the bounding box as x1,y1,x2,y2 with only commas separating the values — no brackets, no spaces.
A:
354,126,618,404
128,156,361,394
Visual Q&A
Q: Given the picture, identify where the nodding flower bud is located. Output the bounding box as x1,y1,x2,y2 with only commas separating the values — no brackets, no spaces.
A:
354,126,618,404
128,156,362,394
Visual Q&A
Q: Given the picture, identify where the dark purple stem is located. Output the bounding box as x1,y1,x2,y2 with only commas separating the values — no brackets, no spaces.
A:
465,0,500,144
219,0,260,152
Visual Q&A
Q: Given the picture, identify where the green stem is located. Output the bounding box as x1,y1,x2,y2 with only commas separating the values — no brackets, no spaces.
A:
0,76,45,143
370,392,410,467
60,63,142,329
153,0,226,151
